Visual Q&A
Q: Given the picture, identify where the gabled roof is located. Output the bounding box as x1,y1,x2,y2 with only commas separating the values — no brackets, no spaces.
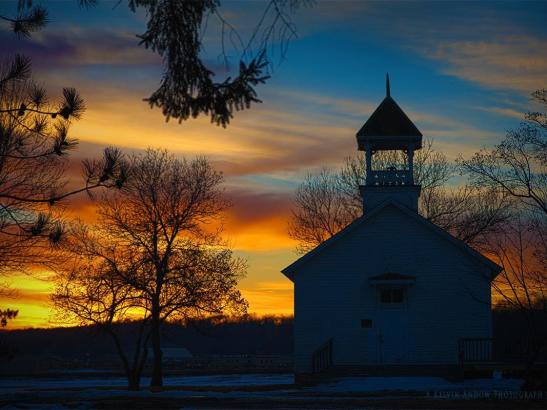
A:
281,200,502,282
356,96,422,138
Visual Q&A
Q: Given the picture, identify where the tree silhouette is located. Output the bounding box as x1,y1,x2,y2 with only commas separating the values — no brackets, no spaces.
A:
460,89,546,216
0,54,127,326
1,0,304,127
289,139,510,253
0,308,17,327
461,89,547,389
0,0,47,37
53,249,151,390
53,149,247,389
487,216,547,389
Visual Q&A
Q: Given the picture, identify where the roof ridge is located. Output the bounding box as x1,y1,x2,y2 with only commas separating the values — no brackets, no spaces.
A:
281,199,501,280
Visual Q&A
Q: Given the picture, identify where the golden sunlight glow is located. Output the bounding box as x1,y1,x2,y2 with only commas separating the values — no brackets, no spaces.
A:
1,271,294,329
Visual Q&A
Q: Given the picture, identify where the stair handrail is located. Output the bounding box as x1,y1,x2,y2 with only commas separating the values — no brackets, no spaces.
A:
312,338,333,373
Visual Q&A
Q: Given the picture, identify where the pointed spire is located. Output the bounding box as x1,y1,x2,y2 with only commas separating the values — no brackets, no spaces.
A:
386,72,390,98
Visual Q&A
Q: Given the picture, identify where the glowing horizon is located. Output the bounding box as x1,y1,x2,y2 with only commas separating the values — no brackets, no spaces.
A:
1,0,546,329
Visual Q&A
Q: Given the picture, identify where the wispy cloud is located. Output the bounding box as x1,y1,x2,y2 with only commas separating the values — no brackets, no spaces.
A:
62,80,503,179
423,36,547,93
1,28,160,67
473,106,526,120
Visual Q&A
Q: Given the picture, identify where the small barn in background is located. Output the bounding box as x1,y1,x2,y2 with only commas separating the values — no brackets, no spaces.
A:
149,347,193,363
282,76,502,380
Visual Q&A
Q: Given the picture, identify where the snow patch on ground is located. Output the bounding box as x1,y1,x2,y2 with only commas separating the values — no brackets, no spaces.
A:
0,373,524,401
0,373,294,391
307,376,523,393
0,374,529,410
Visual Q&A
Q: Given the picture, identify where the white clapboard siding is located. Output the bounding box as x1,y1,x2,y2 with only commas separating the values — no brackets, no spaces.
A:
291,203,493,373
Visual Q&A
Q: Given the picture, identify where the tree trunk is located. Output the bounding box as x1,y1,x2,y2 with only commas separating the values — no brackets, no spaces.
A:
127,369,141,391
106,326,143,390
150,303,163,387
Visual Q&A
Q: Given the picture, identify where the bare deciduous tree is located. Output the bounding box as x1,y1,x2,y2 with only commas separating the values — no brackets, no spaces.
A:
421,185,511,250
460,89,546,216
459,91,547,387
53,242,151,390
53,149,247,389
289,139,510,253
288,169,359,253
487,216,547,388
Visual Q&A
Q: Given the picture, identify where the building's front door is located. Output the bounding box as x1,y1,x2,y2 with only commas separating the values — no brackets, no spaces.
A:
377,309,408,363
373,287,411,364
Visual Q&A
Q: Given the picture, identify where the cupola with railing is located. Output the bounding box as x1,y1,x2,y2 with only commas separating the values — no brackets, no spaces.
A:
356,74,423,212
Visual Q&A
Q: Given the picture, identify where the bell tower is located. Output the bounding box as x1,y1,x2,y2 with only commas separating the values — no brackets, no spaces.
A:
356,74,423,213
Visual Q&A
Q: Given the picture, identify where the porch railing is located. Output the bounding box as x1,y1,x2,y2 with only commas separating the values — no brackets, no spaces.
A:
312,338,333,373
458,338,493,363
367,169,413,186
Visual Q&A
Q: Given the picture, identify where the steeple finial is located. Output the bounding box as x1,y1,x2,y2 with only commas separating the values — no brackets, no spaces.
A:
386,72,390,98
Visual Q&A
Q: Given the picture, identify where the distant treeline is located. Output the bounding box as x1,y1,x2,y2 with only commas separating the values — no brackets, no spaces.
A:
0,315,293,374
492,307,547,363
1,309,546,375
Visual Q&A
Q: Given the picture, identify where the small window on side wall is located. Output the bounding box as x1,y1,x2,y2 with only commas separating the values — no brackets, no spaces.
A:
380,288,404,304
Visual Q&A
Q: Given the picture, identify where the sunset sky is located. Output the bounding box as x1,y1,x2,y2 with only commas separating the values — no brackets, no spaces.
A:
1,0,546,328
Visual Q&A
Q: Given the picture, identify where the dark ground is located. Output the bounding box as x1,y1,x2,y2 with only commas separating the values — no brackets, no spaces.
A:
2,389,546,409
1,375,545,410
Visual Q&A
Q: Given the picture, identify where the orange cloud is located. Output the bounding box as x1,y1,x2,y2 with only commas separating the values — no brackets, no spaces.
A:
425,36,547,93
239,281,293,316
472,106,525,120
66,89,358,176
0,273,58,329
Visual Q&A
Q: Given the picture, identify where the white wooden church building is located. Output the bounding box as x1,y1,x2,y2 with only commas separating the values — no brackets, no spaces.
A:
282,77,502,379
